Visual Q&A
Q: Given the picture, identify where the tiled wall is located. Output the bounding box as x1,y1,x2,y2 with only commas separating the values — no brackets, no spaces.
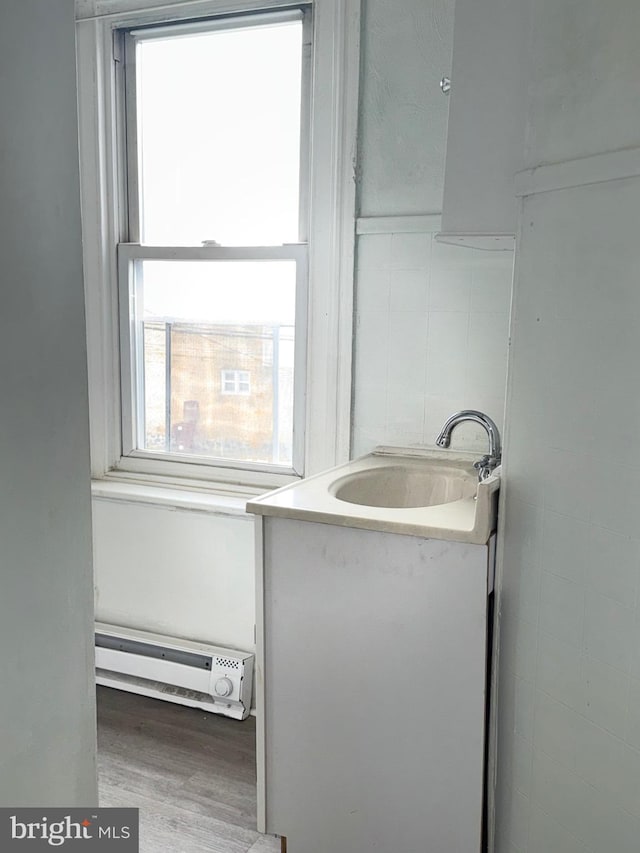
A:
352,228,513,457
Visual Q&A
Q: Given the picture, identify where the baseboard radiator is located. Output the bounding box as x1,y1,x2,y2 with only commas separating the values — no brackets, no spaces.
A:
95,622,254,720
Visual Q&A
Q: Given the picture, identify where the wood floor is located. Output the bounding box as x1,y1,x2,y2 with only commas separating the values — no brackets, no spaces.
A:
97,686,279,853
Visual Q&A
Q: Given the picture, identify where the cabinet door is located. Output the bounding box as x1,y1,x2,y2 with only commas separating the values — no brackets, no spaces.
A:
261,517,489,853
440,0,531,241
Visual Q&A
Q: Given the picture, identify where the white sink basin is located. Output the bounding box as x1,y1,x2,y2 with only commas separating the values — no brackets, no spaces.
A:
246,447,500,545
331,463,477,508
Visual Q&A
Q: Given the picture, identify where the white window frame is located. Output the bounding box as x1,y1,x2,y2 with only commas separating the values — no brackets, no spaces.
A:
76,0,360,493
119,244,308,474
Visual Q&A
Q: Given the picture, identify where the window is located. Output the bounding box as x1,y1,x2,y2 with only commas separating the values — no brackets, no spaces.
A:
76,0,359,490
120,10,307,473
221,371,251,395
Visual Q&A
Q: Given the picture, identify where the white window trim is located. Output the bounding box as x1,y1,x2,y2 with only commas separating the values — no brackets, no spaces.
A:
76,0,360,493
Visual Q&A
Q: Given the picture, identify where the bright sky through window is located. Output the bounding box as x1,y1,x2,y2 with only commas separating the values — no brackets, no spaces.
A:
141,260,296,326
136,19,303,246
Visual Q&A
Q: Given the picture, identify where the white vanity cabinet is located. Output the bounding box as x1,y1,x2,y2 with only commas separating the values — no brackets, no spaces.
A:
250,508,495,852
439,0,530,245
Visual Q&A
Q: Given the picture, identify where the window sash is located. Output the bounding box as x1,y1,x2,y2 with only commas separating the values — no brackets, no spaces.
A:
117,6,311,478
121,5,312,246
118,243,308,477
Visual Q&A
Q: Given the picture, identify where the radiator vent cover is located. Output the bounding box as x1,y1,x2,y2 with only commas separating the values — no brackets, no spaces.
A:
214,656,241,670
94,622,254,720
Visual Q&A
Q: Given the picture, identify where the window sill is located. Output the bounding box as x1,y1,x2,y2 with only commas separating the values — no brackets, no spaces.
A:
90,473,268,517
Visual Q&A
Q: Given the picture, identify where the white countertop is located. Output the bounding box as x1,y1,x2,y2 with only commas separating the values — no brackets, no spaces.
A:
246,447,500,544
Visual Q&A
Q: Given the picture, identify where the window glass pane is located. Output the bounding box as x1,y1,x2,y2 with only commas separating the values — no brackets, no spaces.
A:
138,260,296,467
135,18,303,246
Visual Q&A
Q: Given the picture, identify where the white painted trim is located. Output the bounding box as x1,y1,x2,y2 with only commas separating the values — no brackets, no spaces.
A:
304,0,360,475
435,233,515,251
108,455,299,490
77,0,301,22
117,243,308,261
515,146,640,198
356,214,442,235
487,206,523,853
76,0,360,485
77,18,124,478
91,477,257,515
127,6,304,37
254,516,267,832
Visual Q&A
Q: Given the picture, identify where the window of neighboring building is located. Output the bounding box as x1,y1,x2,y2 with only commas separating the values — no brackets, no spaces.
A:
221,370,251,395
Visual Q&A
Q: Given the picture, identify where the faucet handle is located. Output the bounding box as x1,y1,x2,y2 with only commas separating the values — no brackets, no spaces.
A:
474,454,497,481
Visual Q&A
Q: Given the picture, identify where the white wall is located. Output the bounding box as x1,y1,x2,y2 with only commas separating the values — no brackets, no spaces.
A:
495,1,640,850
93,499,255,651
0,0,97,805
523,0,640,168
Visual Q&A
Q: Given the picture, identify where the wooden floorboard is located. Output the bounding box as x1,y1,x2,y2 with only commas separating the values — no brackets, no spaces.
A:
97,686,279,853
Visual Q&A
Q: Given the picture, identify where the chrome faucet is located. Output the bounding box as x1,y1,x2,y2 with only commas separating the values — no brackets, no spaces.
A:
435,410,502,481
